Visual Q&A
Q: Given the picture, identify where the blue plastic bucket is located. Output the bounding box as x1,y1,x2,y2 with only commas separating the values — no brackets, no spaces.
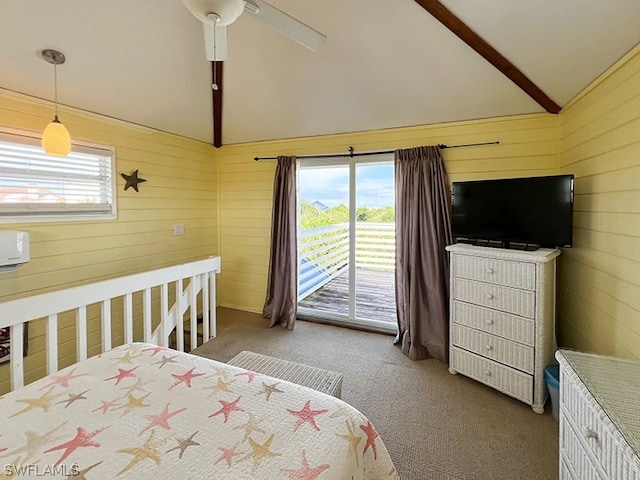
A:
544,364,560,421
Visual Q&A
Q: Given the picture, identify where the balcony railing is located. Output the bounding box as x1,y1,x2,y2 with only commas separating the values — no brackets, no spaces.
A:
298,222,395,301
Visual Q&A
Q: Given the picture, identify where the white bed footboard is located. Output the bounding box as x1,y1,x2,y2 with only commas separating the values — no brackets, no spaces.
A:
0,256,221,391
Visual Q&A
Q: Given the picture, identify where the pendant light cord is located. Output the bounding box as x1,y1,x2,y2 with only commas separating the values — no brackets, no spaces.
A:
53,62,59,118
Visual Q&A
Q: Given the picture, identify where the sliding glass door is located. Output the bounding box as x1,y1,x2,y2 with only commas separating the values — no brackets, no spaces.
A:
297,155,396,332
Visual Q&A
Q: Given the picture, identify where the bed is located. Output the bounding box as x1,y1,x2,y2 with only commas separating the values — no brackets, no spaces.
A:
0,257,397,478
0,342,398,479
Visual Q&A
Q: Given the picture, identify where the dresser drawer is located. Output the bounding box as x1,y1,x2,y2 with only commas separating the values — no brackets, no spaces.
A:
562,374,611,477
562,371,640,480
452,324,534,373
453,278,535,318
453,254,536,290
452,301,534,345
561,412,606,480
450,347,533,404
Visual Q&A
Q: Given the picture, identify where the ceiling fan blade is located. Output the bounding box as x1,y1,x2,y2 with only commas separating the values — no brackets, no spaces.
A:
204,23,228,61
244,0,326,52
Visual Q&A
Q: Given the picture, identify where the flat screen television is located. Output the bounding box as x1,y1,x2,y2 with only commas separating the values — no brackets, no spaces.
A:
451,174,574,249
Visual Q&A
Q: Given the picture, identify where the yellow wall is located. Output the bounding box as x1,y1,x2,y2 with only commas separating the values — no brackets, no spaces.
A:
0,91,218,388
218,44,640,360
557,46,640,358
217,114,559,312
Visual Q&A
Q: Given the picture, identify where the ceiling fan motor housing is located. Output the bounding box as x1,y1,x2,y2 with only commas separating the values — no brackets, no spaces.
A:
182,0,245,26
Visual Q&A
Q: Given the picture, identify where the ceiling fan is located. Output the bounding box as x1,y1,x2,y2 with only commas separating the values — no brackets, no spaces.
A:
182,0,326,147
182,0,326,61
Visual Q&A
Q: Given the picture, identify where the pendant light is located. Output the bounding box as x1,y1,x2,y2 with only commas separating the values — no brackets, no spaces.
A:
40,49,71,156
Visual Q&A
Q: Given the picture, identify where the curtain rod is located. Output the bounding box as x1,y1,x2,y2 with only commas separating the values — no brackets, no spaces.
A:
253,141,499,161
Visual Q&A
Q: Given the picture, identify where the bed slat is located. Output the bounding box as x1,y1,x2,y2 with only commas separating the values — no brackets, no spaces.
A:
143,287,152,343
101,300,111,352
124,293,134,344
202,273,210,341
160,283,168,347
76,306,88,362
176,279,184,352
46,314,58,375
10,323,24,390
190,275,198,351
209,271,217,339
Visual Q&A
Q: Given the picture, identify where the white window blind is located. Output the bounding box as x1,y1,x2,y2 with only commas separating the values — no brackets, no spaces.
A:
0,130,115,221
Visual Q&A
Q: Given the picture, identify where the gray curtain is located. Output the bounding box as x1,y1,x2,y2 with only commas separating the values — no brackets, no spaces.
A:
394,146,452,362
262,155,298,329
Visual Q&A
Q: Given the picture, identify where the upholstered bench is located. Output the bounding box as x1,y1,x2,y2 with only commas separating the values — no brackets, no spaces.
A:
227,351,343,398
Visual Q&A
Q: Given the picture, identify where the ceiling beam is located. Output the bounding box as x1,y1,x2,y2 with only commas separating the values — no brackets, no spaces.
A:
212,61,223,148
414,0,561,114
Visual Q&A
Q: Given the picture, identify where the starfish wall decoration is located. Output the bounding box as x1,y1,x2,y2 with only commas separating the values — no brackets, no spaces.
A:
121,170,147,192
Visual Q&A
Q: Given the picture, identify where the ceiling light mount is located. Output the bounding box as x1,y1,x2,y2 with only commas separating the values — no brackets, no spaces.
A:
40,49,66,66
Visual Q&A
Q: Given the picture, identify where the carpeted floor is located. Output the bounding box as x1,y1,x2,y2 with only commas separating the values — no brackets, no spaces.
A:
193,307,559,480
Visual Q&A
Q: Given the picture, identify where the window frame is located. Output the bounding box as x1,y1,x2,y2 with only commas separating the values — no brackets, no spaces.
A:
0,127,117,224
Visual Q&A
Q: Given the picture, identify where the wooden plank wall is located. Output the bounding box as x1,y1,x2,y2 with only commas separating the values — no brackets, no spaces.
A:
217,113,559,312
0,91,218,391
558,45,640,359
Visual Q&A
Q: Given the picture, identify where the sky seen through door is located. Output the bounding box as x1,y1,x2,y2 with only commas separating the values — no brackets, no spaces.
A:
298,164,394,209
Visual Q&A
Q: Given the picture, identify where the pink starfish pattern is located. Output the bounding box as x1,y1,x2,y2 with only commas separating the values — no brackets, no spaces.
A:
91,399,121,414
104,366,138,385
287,400,329,432
39,368,88,390
138,402,187,437
215,444,244,468
234,370,259,383
282,449,330,480
142,346,168,356
44,426,109,466
170,367,206,390
208,396,244,423
359,421,379,460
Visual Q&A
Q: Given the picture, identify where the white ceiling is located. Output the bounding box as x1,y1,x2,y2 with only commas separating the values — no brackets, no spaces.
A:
1,1,639,145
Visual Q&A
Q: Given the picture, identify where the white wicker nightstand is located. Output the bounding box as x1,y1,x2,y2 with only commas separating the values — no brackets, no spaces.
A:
556,349,640,480
446,244,560,413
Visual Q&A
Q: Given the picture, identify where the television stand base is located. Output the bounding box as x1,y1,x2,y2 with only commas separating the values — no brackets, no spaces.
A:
455,239,541,252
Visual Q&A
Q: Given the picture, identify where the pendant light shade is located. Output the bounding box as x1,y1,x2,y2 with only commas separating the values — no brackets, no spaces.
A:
40,49,71,157
42,115,71,156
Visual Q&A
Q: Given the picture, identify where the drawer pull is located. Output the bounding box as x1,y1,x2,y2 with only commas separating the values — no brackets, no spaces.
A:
486,345,493,351
487,268,494,274
486,319,494,325
486,294,494,300
484,369,492,377
584,428,598,442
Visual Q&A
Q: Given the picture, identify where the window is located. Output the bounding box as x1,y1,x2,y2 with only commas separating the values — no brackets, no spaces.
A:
297,155,397,333
0,130,116,222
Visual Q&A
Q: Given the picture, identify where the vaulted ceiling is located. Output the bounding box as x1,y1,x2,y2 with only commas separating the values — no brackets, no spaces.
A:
1,1,639,146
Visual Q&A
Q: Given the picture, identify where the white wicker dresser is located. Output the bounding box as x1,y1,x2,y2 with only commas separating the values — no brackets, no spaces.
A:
446,244,560,413
556,349,640,480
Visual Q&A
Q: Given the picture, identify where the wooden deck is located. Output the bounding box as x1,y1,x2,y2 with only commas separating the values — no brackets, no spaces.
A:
298,268,396,324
